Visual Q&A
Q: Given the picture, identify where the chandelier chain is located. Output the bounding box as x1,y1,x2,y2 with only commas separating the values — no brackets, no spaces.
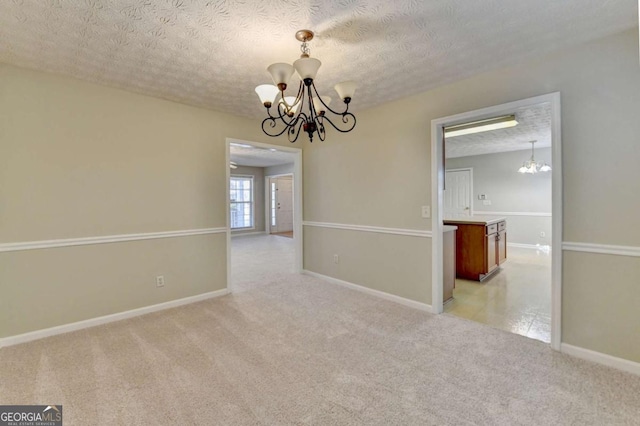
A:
300,40,310,57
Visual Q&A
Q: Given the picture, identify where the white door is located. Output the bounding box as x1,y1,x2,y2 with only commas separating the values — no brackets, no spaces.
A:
270,176,293,233
444,169,472,218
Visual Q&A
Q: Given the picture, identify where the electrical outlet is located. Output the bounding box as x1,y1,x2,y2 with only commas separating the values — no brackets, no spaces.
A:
421,206,430,218
156,275,165,287
482,200,492,206
540,231,546,238
478,194,487,200
333,254,339,264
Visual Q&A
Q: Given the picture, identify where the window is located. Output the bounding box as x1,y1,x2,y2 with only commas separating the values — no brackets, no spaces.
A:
230,176,254,229
270,181,277,227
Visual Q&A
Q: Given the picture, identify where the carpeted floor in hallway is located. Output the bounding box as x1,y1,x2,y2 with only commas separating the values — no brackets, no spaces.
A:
231,233,295,293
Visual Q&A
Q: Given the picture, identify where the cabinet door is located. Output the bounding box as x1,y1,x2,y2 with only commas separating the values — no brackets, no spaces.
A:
486,234,498,273
443,231,456,302
498,230,507,264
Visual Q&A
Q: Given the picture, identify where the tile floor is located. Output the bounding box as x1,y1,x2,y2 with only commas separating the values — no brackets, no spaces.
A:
444,246,552,343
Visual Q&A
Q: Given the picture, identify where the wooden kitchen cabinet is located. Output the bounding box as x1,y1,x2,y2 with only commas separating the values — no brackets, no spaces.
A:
443,217,507,282
498,229,507,265
486,233,499,274
497,220,507,265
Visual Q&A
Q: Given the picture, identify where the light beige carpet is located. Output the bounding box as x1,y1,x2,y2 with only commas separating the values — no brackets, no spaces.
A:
231,234,295,293
1,273,640,425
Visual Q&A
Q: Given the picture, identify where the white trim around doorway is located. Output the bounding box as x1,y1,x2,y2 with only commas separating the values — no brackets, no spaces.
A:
430,92,562,351
225,139,303,292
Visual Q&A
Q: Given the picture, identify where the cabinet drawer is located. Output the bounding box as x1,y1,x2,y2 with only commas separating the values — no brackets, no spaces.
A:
486,224,498,235
498,221,506,232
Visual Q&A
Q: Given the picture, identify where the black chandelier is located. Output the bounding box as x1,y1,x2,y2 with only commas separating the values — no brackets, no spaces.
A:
255,30,357,143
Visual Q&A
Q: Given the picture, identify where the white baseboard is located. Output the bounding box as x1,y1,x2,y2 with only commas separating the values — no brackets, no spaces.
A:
561,343,640,376
508,242,551,251
231,231,266,237
0,289,230,348
302,270,433,313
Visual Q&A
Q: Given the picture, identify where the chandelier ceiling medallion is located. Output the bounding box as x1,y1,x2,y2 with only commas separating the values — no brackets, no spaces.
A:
518,140,551,174
255,30,357,143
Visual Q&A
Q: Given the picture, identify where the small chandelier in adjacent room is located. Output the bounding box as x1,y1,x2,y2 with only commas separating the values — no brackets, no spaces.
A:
255,30,357,143
518,141,551,174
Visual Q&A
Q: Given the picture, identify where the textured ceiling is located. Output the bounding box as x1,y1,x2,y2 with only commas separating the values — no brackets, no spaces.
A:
231,145,295,168
446,102,551,158
0,1,636,120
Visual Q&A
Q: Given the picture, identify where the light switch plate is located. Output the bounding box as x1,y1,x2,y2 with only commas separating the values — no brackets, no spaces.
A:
421,206,431,218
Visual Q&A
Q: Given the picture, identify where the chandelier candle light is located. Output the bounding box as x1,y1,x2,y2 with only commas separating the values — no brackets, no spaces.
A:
518,141,551,174
255,30,357,143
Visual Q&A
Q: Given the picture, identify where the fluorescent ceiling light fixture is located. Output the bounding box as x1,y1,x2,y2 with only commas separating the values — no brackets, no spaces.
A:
444,115,518,138
230,143,254,148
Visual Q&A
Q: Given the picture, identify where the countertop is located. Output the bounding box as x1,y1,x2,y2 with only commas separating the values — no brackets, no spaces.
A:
443,216,506,226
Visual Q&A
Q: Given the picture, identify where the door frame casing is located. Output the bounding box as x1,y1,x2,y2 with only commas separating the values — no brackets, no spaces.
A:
226,139,303,291
444,167,474,217
430,92,562,350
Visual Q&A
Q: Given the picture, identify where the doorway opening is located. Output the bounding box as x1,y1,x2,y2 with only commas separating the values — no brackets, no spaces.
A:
225,138,303,293
431,93,562,349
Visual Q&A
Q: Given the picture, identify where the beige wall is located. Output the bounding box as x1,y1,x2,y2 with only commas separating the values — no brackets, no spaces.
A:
447,148,553,214
0,234,226,337
265,162,294,176
304,227,431,303
303,29,640,362
0,63,281,338
231,166,266,234
562,252,640,362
